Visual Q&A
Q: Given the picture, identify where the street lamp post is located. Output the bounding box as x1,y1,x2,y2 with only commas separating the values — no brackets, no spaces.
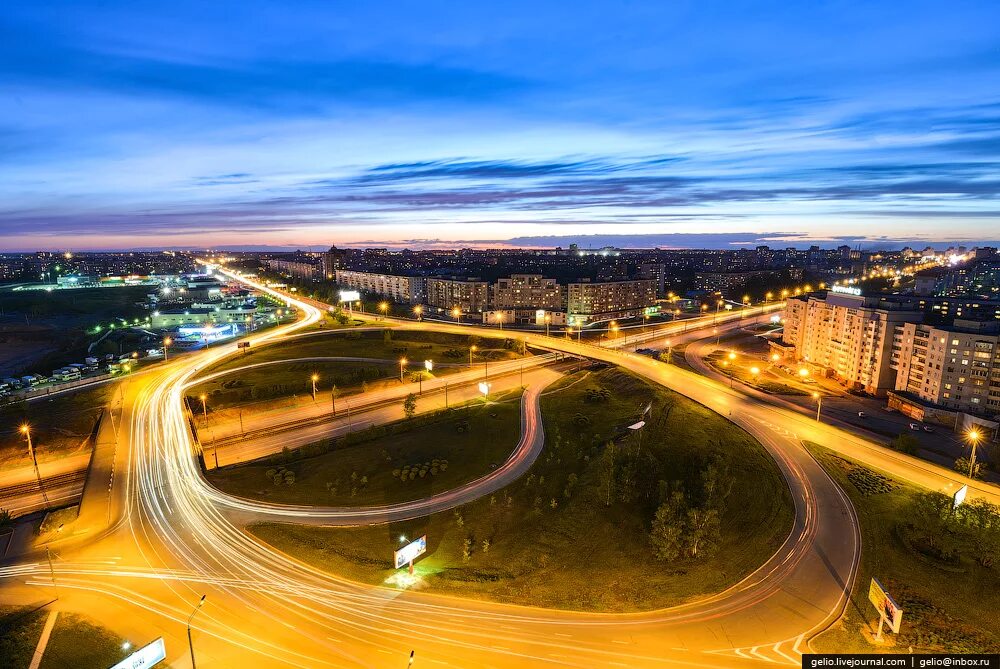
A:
311,373,318,401
469,345,477,368
966,429,982,479
163,337,172,362
399,358,407,383
21,424,48,507
413,305,423,321
199,394,207,419
452,307,461,324
812,392,823,422
379,302,389,321
187,594,206,669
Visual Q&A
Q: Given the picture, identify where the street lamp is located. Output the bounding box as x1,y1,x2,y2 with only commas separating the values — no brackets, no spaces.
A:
469,345,477,368
413,305,423,321
544,313,551,337
163,337,172,362
379,302,389,320
452,306,462,323
811,391,823,422
799,367,810,379
399,357,408,382
199,394,207,419
965,429,982,479
187,594,207,669
311,373,319,400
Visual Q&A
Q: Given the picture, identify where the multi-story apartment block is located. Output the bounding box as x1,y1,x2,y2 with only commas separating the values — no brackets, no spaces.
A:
264,258,320,279
780,291,923,395
892,320,1000,416
491,275,564,311
425,278,490,314
566,279,657,324
334,269,425,304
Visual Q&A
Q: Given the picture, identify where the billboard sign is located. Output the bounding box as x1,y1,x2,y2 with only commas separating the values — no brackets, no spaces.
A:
478,382,492,396
339,290,361,302
394,535,427,569
868,577,903,634
108,637,167,669
953,484,969,509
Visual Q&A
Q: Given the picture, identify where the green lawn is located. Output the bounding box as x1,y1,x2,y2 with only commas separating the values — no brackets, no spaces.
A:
208,390,523,505
249,366,794,612
806,442,1000,653
0,607,126,669
0,384,111,467
706,351,809,396
191,329,527,410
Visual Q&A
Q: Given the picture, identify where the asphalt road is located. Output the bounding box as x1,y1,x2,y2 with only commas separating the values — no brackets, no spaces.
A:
2,269,993,668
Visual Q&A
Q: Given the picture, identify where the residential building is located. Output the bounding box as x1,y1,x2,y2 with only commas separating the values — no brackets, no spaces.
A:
566,279,656,324
264,258,320,279
334,269,426,304
491,275,564,311
425,278,490,314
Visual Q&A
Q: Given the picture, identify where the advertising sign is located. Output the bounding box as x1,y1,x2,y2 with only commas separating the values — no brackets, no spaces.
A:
868,577,903,634
339,290,361,302
953,484,969,509
108,637,167,669
394,535,427,569
478,382,492,396
831,285,863,296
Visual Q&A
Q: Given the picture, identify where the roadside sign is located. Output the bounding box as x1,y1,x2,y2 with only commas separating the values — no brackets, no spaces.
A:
478,382,492,396
394,535,427,572
424,360,434,371
868,577,903,637
108,637,166,669
339,290,361,302
953,484,968,509
237,341,250,349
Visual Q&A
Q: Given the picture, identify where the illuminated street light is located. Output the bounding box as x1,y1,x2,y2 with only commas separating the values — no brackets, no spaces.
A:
965,429,983,479
469,345,477,368
163,336,172,362
544,313,551,337
399,357,408,382
799,368,810,378
379,302,389,320
311,373,319,400
187,594,207,669
811,391,823,422
199,394,208,419
451,306,461,323
413,305,423,321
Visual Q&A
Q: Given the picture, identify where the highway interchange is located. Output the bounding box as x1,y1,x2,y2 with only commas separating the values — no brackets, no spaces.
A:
1,265,998,668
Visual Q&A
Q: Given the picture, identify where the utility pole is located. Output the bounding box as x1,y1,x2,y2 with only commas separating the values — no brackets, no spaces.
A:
187,595,206,669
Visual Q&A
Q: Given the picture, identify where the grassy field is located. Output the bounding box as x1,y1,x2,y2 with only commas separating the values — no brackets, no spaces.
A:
706,351,810,396
0,384,111,467
0,606,126,669
208,390,523,506
807,442,1000,652
191,329,527,410
249,366,794,612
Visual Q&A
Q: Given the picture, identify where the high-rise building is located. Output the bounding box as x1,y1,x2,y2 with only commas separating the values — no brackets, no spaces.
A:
425,278,489,313
334,269,425,304
566,279,656,324
491,275,564,310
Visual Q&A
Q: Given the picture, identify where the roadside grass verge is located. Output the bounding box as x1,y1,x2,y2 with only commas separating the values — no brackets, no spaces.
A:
208,390,523,506
0,384,110,467
249,366,794,612
806,442,1000,652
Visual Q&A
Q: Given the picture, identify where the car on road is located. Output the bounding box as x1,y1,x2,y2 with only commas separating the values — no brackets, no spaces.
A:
857,411,866,418
922,425,935,433
909,423,921,430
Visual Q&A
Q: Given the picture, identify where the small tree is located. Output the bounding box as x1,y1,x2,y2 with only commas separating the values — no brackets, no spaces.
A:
890,433,920,455
403,393,417,418
650,491,686,560
954,456,985,479
0,508,13,532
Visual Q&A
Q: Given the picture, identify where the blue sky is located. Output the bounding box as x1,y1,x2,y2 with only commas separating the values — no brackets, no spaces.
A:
2,0,1000,250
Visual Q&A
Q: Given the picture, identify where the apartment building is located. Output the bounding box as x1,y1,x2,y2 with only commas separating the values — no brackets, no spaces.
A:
263,258,319,279
425,278,489,314
892,319,1000,416
491,275,564,311
334,269,425,304
566,279,656,324
781,291,922,395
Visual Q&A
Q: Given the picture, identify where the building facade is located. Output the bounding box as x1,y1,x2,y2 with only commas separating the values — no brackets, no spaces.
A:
566,279,656,324
334,269,426,304
491,275,564,310
425,278,490,314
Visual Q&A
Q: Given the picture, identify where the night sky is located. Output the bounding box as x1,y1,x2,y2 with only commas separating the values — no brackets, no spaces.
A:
2,1,1000,250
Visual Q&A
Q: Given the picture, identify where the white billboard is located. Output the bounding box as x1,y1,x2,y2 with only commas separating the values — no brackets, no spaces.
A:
394,535,427,569
868,577,903,634
109,637,167,669
339,290,361,302
953,484,969,509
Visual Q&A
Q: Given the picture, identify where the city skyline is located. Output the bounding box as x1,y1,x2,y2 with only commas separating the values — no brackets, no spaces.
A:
3,1,1000,251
